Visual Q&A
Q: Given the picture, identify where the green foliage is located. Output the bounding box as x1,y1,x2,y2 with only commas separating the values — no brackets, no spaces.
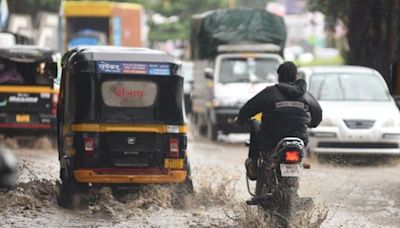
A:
148,0,227,42
151,0,226,18
149,20,190,42
307,0,349,30
307,0,400,82
295,56,344,67
8,0,60,15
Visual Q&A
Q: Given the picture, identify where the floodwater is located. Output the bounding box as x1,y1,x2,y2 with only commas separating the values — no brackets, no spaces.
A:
1,128,400,227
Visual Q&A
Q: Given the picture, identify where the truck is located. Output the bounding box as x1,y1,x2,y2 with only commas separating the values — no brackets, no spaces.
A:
190,9,286,141
59,1,143,52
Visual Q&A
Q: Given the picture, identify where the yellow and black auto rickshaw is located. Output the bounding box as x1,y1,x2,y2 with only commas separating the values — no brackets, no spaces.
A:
57,46,193,207
0,45,59,137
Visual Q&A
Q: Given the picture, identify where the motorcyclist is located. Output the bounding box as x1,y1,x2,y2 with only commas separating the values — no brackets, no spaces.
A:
236,61,322,180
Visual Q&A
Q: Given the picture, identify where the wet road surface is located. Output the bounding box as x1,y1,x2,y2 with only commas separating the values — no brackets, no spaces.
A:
1,129,400,227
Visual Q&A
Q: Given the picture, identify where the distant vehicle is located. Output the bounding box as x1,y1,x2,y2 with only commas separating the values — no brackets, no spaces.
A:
59,1,143,52
182,61,193,114
298,66,400,157
0,32,34,48
67,29,108,49
191,9,285,141
0,45,59,138
57,46,193,207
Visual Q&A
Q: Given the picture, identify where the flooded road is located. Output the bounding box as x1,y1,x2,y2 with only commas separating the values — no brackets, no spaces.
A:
1,129,400,227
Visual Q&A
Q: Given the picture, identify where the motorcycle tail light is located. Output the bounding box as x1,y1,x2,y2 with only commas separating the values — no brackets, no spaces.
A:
284,150,301,163
169,138,179,158
84,136,94,156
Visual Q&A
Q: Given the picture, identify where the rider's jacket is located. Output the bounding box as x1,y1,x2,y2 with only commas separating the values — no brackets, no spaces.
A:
238,79,322,151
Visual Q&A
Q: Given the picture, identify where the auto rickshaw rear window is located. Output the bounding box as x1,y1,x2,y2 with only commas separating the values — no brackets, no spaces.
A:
101,80,158,107
0,59,53,85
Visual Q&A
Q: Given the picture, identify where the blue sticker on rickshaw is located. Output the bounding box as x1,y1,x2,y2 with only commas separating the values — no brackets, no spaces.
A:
148,64,171,76
96,61,171,76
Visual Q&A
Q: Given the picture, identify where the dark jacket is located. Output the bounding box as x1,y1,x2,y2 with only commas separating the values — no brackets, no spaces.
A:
238,79,322,150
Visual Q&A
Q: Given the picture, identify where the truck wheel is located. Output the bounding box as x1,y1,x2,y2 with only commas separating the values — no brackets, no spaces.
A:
207,120,218,141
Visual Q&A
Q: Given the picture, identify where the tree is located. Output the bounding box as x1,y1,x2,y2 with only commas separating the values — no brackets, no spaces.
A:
308,0,400,85
8,0,60,15
148,0,227,42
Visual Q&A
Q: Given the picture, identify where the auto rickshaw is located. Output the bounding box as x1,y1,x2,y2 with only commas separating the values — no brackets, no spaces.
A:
57,46,193,207
0,45,60,138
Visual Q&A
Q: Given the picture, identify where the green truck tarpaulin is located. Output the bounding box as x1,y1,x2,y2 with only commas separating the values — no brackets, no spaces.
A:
191,9,286,60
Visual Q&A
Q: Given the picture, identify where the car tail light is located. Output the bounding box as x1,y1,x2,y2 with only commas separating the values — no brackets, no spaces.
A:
284,150,301,163
51,94,59,116
169,138,179,158
84,136,94,156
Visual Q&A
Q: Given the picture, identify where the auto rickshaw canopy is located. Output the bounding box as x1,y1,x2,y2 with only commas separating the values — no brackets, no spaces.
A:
0,45,58,63
61,46,185,124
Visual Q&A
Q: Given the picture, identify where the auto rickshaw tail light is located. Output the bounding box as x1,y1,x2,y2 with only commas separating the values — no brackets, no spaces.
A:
284,151,301,163
169,138,179,158
84,136,94,155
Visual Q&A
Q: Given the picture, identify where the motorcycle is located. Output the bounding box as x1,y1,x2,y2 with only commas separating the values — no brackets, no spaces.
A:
244,120,311,226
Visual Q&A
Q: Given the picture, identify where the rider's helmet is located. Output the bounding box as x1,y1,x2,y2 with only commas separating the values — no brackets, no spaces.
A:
277,61,297,83
0,146,18,189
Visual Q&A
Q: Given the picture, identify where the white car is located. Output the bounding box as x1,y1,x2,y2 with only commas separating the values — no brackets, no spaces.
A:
298,66,400,156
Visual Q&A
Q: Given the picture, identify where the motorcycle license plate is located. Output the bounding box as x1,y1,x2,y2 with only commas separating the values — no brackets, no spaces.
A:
280,164,301,177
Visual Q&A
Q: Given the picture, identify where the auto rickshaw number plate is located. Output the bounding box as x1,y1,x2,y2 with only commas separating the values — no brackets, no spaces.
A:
16,114,30,123
164,159,184,169
280,164,301,177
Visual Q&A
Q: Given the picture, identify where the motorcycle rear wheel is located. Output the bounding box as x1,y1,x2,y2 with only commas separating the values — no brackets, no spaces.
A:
276,177,299,226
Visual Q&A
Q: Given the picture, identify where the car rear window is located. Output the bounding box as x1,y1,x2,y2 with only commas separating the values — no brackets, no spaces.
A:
101,80,157,107
309,73,390,101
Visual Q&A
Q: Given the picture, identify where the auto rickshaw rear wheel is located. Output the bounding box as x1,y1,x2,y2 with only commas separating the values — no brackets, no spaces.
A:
171,178,194,209
57,168,89,208
183,178,194,193
57,175,77,208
